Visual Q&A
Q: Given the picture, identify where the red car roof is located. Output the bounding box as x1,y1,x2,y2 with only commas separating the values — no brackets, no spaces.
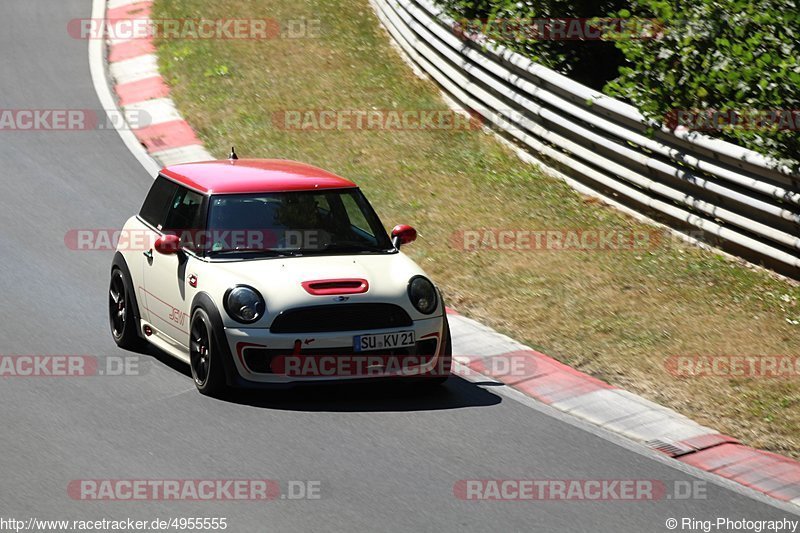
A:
160,159,357,195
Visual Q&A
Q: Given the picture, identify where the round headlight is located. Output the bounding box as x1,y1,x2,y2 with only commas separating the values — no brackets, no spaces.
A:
408,276,438,315
224,285,265,324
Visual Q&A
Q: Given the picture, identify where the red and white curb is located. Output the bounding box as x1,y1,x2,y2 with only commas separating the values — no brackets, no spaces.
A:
92,0,800,510
446,310,800,507
102,0,213,167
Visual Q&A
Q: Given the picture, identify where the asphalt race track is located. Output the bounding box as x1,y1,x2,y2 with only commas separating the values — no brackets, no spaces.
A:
0,1,797,531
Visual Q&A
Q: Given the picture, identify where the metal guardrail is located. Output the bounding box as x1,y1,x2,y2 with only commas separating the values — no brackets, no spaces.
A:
370,0,800,274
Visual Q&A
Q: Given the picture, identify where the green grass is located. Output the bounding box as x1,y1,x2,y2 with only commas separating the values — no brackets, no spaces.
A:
153,0,800,457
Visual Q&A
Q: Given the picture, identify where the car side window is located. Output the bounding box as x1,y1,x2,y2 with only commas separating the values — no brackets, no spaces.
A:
313,194,331,217
163,187,205,252
340,192,374,237
139,176,179,229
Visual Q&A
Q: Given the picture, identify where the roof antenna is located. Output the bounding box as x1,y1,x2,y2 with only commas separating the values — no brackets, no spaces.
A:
229,146,239,160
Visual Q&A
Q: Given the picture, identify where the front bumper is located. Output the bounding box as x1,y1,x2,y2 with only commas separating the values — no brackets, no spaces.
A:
223,316,448,384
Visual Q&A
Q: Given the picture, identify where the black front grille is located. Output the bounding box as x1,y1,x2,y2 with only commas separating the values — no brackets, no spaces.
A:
269,303,413,334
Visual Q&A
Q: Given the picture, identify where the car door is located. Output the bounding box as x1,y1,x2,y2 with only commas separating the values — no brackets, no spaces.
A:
136,176,179,326
142,185,206,348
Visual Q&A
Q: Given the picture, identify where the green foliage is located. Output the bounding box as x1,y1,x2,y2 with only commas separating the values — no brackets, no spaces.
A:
605,0,800,168
438,0,627,89
435,0,800,169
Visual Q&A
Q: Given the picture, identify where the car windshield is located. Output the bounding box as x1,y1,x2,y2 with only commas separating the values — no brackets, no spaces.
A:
203,188,394,258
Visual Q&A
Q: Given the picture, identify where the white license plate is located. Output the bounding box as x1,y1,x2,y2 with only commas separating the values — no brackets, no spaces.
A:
353,331,415,352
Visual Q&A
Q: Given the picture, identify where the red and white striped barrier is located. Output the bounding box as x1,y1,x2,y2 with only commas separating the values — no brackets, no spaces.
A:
448,310,800,506
105,0,213,167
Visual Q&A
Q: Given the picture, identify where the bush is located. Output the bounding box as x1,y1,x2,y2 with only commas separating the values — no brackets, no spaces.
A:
605,0,800,169
438,0,627,90
434,0,799,168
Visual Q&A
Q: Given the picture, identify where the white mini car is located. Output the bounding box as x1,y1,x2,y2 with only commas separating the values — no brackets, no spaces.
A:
109,158,451,395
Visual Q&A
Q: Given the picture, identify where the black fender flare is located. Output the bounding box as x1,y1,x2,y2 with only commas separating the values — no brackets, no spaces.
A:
190,292,239,386
438,288,452,356
111,252,143,338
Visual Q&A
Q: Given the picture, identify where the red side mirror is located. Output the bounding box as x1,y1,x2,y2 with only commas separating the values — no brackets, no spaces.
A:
391,224,417,248
154,234,181,255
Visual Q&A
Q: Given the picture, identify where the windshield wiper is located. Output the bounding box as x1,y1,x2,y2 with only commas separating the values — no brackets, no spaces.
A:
302,243,391,254
208,248,298,257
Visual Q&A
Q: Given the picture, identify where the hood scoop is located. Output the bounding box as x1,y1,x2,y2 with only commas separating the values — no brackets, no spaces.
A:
301,278,369,296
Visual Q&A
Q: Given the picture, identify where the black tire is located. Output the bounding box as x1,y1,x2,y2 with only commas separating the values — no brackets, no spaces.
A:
189,307,227,396
109,268,145,350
